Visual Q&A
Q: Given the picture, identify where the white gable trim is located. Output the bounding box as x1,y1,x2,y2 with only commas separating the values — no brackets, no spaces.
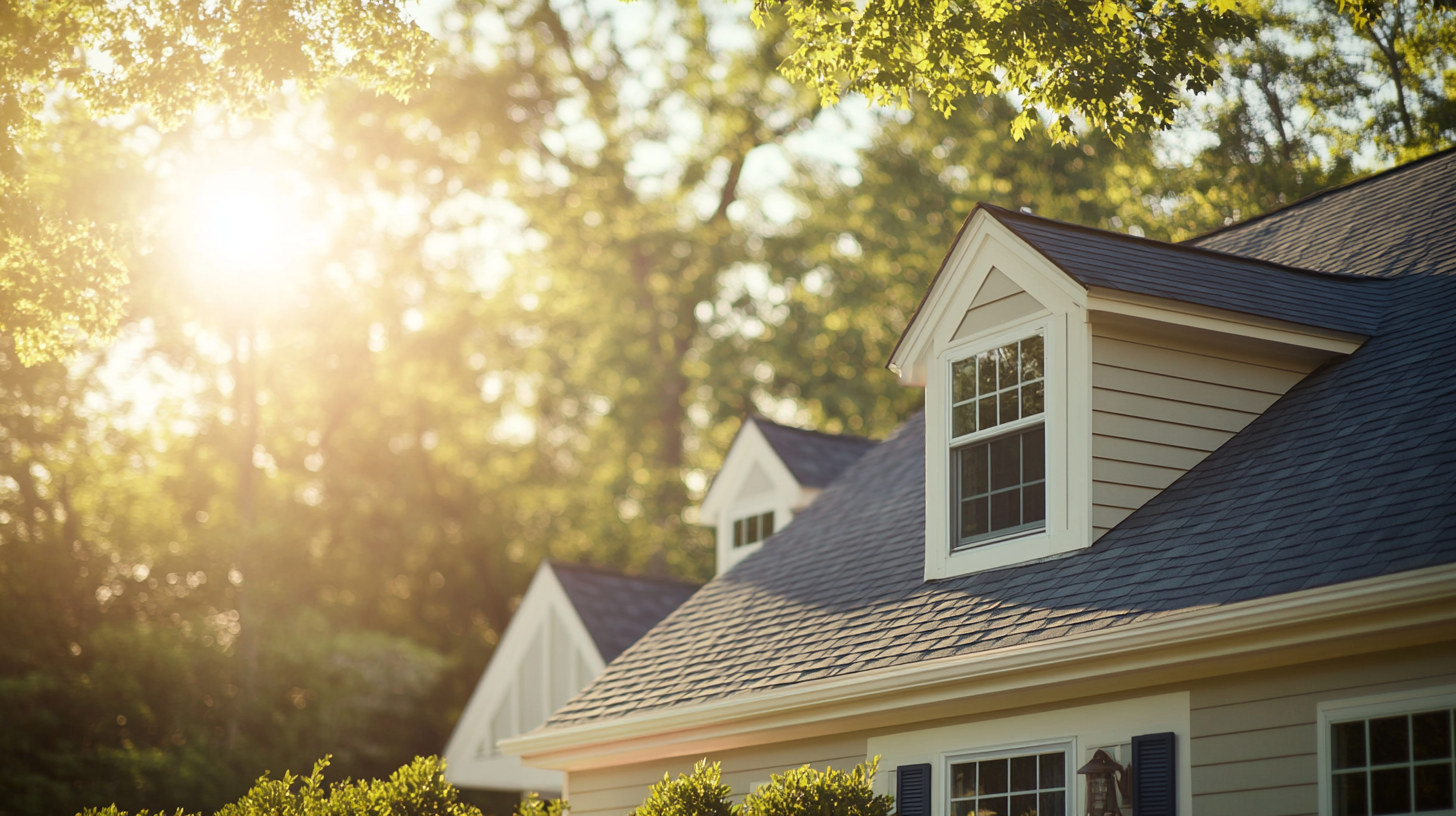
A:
699,418,808,575
442,563,606,792
891,211,1086,388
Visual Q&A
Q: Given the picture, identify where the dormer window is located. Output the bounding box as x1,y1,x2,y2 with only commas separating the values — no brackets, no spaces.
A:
733,511,775,548
951,334,1047,547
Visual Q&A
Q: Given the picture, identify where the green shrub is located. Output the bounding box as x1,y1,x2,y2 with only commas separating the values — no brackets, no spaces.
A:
741,760,892,816
631,760,736,816
75,756,561,816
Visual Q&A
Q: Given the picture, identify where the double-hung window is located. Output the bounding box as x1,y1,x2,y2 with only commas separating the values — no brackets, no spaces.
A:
949,333,1047,549
1322,688,1456,816
948,746,1069,816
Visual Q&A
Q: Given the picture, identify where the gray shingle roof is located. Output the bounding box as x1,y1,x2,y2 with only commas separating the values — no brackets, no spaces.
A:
987,206,1386,334
543,150,1456,729
1188,146,1456,278
550,563,700,663
752,417,878,488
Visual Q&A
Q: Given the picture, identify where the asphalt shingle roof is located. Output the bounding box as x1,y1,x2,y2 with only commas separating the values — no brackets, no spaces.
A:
543,150,1456,728
752,417,878,489
550,563,700,663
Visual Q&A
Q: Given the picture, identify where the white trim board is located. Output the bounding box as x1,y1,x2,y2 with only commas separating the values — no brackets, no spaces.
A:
443,563,607,792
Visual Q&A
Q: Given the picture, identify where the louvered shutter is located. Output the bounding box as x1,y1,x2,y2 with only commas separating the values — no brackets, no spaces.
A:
896,763,932,816
1131,731,1177,816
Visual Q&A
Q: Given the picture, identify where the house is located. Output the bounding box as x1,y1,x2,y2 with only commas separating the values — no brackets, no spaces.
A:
501,148,1456,816
444,422,872,795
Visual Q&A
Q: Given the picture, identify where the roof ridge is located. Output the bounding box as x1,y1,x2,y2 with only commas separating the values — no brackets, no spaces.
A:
981,203,1376,283
748,414,878,446
1183,145,1456,246
548,560,702,589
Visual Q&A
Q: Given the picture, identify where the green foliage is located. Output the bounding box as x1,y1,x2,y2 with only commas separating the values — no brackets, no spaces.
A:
513,793,567,816
741,760,892,816
632,761,736,816
0,0,436,363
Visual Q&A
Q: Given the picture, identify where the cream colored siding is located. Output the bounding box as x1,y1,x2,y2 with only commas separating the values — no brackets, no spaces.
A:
1188,642,1456,816
952,269,1047,342
1089,323,1321,539
566,733,868,816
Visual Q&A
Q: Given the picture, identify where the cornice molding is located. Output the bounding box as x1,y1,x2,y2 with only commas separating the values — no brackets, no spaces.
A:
502,562,1456,769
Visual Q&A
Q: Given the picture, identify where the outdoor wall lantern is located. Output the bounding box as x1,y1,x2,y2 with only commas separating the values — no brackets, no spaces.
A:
1076,750,1130,816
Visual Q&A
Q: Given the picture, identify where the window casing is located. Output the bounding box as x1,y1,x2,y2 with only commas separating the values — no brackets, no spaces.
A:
946,744,1071,816
733,511,775,548
1321,688,1456,816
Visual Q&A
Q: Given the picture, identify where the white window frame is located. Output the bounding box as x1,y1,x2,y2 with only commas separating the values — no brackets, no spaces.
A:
926,312,1090,579
1317,684,1456,816
944,739,1075,816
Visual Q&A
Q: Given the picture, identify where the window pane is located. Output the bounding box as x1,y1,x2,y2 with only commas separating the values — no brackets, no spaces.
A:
1039,753,1065,788
952,802,977,816
734,519,744,548
979,395,998,430
1412,711,1451,761
954,403,977,438
999,387,1020,424
1414,763,1453,811
960,445,989,497
1372,767,1411,815
1039,790,1065,816
1010,755,1037,791
961,498,989,539
1335,772,1370,816
991,489,1021,531
998,343,1020,390
761,512,774,537
1009,793,1037,816
980,759,1009,794
1023,482,1046,524
989,436,1021,491
1023,427,1045,482
977,351,996,395
953,358,977,403
1372,717,1411,766
1336,721,1369,770
1021,381,1044,416
746,515,759,543
978,796,1008,816
1021,335,1044,381
952,762,978,798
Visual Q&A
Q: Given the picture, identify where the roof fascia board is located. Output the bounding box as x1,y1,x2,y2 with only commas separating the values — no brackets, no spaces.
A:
1087,287,1367,355
502,562,1456,769
699,418,801,524
890,212,1086,386
443,563,606,765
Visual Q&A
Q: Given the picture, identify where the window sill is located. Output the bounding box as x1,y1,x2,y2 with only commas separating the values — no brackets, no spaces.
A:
929,526,1086,580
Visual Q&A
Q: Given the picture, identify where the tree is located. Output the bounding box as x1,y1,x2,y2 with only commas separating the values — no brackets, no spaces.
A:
0,0,435,365
750,0,1455,145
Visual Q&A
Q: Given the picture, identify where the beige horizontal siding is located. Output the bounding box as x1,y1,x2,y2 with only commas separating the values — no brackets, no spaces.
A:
953,290,1045,341
1187,642,1456,816
567,733,868,816
1089,325,1321,540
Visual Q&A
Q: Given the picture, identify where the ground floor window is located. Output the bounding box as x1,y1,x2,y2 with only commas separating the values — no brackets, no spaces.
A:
949,748,1068,816
1331,706,1455,815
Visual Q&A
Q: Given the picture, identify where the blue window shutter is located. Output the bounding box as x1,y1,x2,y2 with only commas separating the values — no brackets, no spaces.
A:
896,763,932,816
1132,732,1177,816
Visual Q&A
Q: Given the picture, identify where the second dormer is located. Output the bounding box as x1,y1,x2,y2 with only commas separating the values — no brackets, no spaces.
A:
699,416,876,575
891,205,1379,581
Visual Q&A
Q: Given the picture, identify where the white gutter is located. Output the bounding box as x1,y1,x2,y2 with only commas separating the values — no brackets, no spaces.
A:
500,561,1456,769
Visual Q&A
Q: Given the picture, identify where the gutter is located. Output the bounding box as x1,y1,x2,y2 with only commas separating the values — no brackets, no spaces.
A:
500,561,1456,770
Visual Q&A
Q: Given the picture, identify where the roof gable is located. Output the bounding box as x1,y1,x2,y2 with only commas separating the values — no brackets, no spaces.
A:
752,418,877,489
551,562,700,662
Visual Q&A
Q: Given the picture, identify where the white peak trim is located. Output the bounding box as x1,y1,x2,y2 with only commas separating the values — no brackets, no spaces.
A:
499,562,1456,771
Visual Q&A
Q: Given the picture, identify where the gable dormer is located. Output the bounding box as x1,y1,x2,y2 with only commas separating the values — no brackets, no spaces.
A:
699,417,875,575
891,206,1375,580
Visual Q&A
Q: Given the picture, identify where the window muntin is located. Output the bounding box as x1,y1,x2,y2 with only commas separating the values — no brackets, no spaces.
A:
949,750,1067,816
732,511,775,548
1331,708,1455,815
950,335,1044,439
950,333,1046,549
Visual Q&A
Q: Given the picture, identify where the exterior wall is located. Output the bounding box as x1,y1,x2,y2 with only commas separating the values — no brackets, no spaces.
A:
566,733,870,816
1187,641,1456,816
952,268,1048,342
1088,321,1320,539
